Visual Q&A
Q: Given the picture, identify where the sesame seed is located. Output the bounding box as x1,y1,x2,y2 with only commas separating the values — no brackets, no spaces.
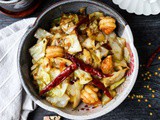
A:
150,112,153,116
147,71,150,74
138,99,141,102
141,74,144,77
152,94,155,98
148,43,152,46
131,96,134,99
148,104,151,108
147,77,150,80
158,56,160,60
149,74,152,77
154,72,158,75
149,88,152,90
158,68,160,71
144,86,146,88
147,85,150,88
145,99,148,102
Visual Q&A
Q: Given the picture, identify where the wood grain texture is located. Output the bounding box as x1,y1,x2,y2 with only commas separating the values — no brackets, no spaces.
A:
0,0,160,120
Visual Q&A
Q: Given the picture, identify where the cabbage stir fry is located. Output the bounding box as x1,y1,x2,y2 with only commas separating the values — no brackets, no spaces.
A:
29,9,130,108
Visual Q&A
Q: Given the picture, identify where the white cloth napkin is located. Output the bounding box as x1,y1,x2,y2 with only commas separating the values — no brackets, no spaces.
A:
0,18,37,120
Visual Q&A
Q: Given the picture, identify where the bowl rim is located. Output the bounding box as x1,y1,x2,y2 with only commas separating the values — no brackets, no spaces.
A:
17,0,139,119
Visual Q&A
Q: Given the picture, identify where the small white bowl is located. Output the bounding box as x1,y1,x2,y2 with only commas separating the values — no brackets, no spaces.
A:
18,0,139,119
113,0,160,16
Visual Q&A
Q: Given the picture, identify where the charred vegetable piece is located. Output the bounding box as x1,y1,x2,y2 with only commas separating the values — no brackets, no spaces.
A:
65,53,112,79
39,63,77,96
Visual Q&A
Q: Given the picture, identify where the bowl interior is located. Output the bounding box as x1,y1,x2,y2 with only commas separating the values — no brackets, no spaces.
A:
18,0,138,119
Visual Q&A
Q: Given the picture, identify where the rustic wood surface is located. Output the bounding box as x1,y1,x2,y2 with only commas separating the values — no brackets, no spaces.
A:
0,0,160,120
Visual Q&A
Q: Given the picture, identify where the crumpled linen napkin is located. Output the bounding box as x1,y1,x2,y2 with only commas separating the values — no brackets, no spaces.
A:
0,18,37,120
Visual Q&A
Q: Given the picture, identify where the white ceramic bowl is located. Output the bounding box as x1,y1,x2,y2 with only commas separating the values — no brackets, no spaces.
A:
17,0,139,119
113,0,160,16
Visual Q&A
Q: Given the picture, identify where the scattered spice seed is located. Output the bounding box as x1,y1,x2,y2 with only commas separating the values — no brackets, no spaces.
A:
147,85,150,88
147,77,150,80
144,78,146,81
140,64,142,67
152,94,155,98
141,74,144,77
149,74,152,77
138,99,141,102
145,99,148,102
150,112,153,116
144,86,146,88
158,56,160,60
148,42,151,46
148,104,152,108
158,68,160,71
154,72,158,75
152,90,155,93
149,88,152,90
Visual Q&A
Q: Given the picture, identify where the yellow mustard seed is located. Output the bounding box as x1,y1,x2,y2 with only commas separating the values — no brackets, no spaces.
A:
152,90,155,93
158,68,160,71
148,104,151,108
144,78,146,81
154,72,158,75
145,99,148,102
149,74,152,77
131,96,134,99
158,56,160,60
152,94,155,98
149,88,152,90
150,112,153,116
138,99,141,102
144,86,146,88
147,85,150,88
148,43,151,46
147,77,150,80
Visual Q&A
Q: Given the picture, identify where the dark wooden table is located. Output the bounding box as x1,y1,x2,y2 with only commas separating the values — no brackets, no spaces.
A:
1,0,160,120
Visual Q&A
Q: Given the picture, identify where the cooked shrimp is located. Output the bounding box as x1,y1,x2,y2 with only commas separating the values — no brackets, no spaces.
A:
99,16,116,35
81,85,101,105
101,55,114,74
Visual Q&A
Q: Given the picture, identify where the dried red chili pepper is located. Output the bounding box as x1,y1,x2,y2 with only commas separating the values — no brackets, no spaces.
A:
39,63,77,96
146,45,160,68
75,15,89,30
92,78,113,99
65,53,112,78
102,43,112,50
